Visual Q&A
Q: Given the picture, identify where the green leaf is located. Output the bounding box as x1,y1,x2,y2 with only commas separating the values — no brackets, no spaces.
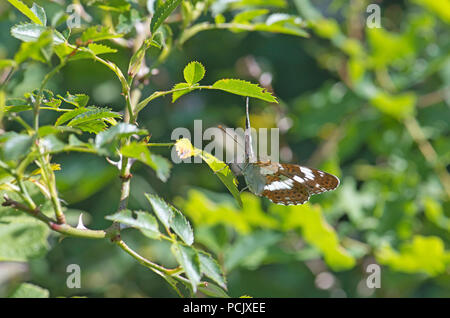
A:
66,107,121,127
171,243,202,292
120,142,171,182
172,82,193,102
38,125,80,137
271,203,356,271
94,0,131,12
7,0,44,25
106,209,160,239
198,282,230,298
30,3,46,26
1,133,33,161
150,0,182,33
57,92,89,108
198,251,227,289
174,138,242,207
170,207,194,245
0,206,49,262
76,121,108,134
55,108,90,126
95,123,148,151
232,9,269,24
41,134,65,153
224,230,281,271
376,235,450,276
145,193,173,230
370,91,416,120
149,154,172,182
88,43,118,55
0,59,17,70
11,23,65,44
80,25,123,42
9,283,49,298
215,14,226,24
14,29,53,64
183,61,205,85
212,79,277,103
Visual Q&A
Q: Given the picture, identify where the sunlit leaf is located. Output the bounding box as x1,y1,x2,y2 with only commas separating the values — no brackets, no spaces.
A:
9,283,49,298
183,61,205,85
150,0,182,33
212,79,277,103
376,235,450,276
7,0,44,25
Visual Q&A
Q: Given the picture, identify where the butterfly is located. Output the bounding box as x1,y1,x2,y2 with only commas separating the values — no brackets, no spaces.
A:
226,98,340,205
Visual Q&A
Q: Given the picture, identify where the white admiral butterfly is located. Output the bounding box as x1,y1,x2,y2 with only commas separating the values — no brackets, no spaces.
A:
227,98,340,205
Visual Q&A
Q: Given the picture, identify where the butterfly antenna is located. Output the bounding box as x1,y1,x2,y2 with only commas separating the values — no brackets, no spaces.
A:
245,97,255,162
217,125,243,148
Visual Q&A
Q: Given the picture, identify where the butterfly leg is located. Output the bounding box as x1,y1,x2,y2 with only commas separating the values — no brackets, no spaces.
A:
240,186,249,193
213,164,228,174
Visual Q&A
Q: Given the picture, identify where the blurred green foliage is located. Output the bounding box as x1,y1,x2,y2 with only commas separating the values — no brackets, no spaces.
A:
0,0,449,297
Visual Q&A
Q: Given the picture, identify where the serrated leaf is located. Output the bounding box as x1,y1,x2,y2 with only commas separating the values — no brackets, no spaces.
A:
30,3,46,26
212,79,277,103
183,61,205,85
88,43,118,55
9,283,49,298
7,0,44,25
120,142,171,182
171,243,201,293
198,251,227,289
11,23,65,44
150,0,182,33
80,25,123,42
57,92,89,108
145,193,174,230
67,107,121,127
170,207,194,245
172,82,193,102
75,121,107,134
55,108,89,126
174,138,242,207
106,209,160,239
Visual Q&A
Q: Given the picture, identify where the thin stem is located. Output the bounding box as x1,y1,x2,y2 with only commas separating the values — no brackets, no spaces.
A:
16,178,37,210
1,197,108,239
37,150,66,224
403,116,450,198
33,62,66,130
115,239,170,274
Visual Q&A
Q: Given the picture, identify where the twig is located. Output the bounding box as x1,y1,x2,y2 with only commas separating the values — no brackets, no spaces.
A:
403,116,450,198
1,196,108,239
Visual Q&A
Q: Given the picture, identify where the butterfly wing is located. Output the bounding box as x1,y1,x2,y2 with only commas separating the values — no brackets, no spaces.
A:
256,162,340,205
